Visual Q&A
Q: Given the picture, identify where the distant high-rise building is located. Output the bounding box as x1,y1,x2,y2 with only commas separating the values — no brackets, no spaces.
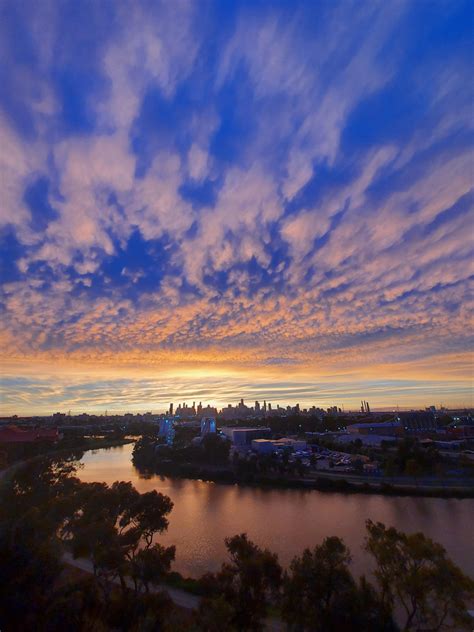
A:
169,403,174,416
255,401,261,412
159,418,175,445
201,417,217,436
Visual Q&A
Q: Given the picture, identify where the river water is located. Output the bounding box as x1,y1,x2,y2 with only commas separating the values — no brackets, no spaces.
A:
78,443,474,579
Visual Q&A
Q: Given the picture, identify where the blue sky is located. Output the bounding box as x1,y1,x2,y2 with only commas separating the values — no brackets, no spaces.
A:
0,0,473,414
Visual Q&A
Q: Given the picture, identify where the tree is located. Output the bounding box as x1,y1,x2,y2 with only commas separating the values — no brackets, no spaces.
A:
130,543,176,593
295,457,305,477
195,594,237,631
201,433,231,464
404,458,422,480
365,520,474,631
0,454,177,630
106,590,173,632
205,533,282,630
66,483,174,597
44,578,106,632
281,536,393,631
122,489,174,548
0,512,64,630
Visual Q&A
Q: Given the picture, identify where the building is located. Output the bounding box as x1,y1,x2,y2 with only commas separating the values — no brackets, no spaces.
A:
175,402,196,418
221,427,271,446
158,418,175,445
334,433,398,447
446,417,474,439
251,438,308,454
0,425,60,443
398,411,437,434
348,420,402,436
200,417,217,436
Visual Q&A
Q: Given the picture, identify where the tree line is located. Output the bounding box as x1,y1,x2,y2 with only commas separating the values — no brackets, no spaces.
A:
0,452,473,631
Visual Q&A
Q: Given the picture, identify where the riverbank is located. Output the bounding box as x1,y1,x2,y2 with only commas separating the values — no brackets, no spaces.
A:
0,437,135,482
78,443,474,581
137,460,474,498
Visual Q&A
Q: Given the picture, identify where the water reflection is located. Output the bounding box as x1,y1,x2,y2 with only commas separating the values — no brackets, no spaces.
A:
78,444,474,579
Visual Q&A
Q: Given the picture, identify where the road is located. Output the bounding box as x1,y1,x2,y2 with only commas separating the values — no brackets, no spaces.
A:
62,552,285,630
304,469,474,490
62,551,201,610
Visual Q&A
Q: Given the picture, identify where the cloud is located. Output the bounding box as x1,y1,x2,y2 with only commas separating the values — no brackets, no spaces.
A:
0,0,472,412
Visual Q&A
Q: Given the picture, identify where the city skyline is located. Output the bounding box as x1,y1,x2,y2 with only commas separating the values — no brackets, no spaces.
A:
1,1,473,415
2,377,470,417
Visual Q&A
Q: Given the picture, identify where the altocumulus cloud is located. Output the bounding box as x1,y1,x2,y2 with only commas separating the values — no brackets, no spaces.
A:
0,0,473,413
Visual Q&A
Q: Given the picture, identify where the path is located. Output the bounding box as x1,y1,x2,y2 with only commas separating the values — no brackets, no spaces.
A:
62,552,284,630
62,551,200,610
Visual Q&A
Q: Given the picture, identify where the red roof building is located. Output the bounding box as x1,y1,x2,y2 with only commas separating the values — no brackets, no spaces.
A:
0,425,60,443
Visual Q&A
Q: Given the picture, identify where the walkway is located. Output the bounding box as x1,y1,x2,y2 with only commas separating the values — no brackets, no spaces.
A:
62,552,284,630
62,551,200,610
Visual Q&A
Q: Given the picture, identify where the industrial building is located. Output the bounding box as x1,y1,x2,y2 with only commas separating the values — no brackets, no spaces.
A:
348,420,402,436
398,411,437,433
221,427,271,446
251,438,308,454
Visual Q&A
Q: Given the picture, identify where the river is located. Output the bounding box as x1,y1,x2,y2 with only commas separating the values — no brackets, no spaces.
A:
78,443,474,579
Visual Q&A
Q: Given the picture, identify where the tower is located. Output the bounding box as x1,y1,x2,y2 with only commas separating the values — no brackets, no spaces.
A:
201,417,216,436
159,418,175,445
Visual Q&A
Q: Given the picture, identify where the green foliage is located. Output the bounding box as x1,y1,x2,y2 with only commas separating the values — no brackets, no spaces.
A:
1,452,473,632
365,520,474,631
201,433,230,464
0,454,176,631
130,543,176,593
393,439,442,477
198,533,282,631
133,433,230,472
195,594,237,631
44,578,106,631
281,536,395,631
106,590,173,631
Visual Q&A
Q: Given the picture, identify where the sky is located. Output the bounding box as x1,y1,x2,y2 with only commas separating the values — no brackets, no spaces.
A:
0,0,473,415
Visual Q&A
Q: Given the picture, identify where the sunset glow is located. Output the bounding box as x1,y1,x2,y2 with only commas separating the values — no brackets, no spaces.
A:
0,1,473,414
